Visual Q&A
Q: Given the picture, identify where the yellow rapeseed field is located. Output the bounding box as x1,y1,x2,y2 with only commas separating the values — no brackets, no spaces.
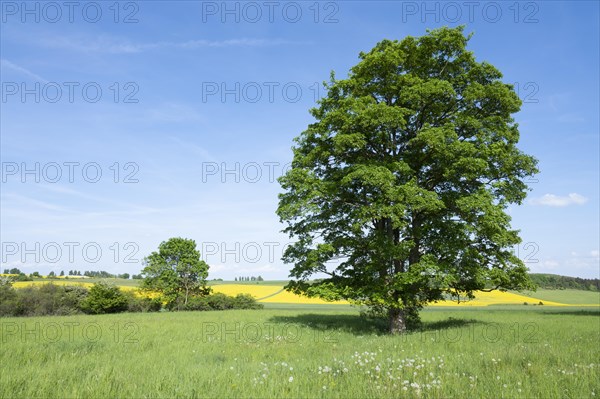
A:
10,281,595,306
12,281,95,289
211,284,282,299
12,281,138,292
211,285,566,306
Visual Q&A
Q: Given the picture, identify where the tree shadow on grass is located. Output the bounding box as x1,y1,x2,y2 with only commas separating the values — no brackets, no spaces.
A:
267,313,481,336
268,313,386,335
541,309,600,316
419,317,481,333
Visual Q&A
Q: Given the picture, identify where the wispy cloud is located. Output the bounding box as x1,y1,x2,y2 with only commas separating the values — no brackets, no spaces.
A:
145,103,204,123
0,59,48,83
529,193,588,207
36,185,160,215
169,136,217,162
37,36,301,54
557,113,585,123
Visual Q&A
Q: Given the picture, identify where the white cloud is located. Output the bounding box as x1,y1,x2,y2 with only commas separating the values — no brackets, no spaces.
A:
37,36,301,54
0,59,48,83
557,113,585,123
541,259,560,270
529,193,588,207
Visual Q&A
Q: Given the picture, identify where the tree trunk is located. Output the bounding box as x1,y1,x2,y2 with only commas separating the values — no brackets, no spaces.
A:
389,307,407,334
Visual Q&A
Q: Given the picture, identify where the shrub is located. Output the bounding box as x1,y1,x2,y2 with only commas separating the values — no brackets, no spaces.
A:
0,284,21,316
80,282,128,314
182,293,263,311
126,293,162,312
2,284,89,316
19,284,84,316
2,283,262,316
58,286,89,315
14,273,32,282
232,293,264,309
206,292,235,310
183,296,212,311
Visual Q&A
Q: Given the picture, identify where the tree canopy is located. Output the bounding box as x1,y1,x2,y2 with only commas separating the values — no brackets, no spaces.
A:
277,26,539,333
141,237,210,308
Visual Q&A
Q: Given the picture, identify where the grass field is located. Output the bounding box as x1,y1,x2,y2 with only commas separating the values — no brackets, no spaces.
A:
1,306,598,398
520,289,600,305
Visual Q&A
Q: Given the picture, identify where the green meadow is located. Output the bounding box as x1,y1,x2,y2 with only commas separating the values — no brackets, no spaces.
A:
1,306,598,398
519,289,600,305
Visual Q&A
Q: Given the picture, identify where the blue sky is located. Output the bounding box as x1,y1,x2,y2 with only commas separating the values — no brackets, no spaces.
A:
1,1,598,279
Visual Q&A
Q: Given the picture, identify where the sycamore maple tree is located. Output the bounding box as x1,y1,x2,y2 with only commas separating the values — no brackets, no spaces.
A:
277,27,538,334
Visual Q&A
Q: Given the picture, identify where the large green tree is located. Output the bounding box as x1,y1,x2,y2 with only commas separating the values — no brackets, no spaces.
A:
141,237,210,308
277,27,538,334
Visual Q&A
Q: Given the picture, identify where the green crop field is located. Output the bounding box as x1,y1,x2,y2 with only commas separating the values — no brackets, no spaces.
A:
519,289,600,305
1,305,598,398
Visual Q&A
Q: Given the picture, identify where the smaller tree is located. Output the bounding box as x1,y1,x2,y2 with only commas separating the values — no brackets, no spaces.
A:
59,270,65,276
48,271,56,277
81,282,128,314
141,237,210,309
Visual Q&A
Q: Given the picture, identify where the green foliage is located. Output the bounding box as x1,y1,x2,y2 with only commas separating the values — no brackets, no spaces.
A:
125,293,162,313
182,293,264,311
277,26,538,333
232,293,264,309
181,296,212,311
0,284,88,317
0,283,21,316
80,282,129,314
529,273,599,291
204,293,234,310
14,273,33,282
141,237,210,309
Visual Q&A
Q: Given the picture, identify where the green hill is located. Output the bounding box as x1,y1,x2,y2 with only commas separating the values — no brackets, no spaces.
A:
529,273,599,291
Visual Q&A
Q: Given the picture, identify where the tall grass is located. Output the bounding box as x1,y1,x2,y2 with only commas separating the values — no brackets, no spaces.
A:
1,307,598,398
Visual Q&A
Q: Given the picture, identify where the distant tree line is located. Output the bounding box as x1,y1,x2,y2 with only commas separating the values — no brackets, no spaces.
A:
234,276,264,282
3,268,135,280
530,274,599,291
